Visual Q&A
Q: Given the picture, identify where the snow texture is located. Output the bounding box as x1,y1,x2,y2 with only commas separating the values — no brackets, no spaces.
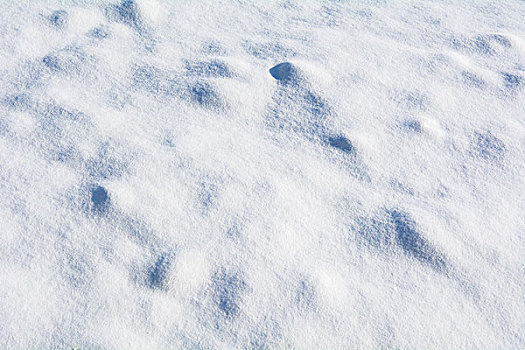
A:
1,0,525,348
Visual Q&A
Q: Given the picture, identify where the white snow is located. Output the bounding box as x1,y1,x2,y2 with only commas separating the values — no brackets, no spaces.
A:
0,0,524,348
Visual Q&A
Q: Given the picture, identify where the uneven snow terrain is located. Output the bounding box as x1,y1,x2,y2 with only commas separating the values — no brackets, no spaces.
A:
1,0,524,348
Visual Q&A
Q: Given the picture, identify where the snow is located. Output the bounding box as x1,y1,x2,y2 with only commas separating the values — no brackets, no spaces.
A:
0,0,524,348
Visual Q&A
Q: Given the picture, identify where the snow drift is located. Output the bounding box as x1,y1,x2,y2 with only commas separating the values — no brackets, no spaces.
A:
0,0,524,348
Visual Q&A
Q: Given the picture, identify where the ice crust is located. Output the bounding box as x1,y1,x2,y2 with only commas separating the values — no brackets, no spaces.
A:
0,0,524,348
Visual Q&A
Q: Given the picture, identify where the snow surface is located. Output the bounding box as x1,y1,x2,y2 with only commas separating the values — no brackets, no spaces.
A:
1,0,525,348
